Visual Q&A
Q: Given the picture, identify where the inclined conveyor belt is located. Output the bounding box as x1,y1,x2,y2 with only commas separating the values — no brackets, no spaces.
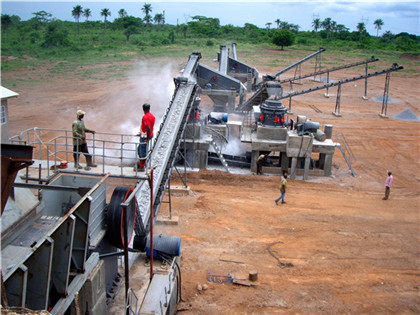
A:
133,53,201,232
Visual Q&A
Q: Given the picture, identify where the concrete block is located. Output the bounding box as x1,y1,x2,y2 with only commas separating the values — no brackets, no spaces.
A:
169,186,191,196
257,126,287,141
70,259,106,315
286,134,313,158
184,124,201,139
156,215,179,225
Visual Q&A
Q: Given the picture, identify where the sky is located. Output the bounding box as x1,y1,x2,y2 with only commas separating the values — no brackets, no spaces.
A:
1,0,419,36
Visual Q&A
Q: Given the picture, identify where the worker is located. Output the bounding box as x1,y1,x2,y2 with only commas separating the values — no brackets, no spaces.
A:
382,171,393,200
72,109,97,170
275,172,288,205
256,153,268,175
136,103,155,171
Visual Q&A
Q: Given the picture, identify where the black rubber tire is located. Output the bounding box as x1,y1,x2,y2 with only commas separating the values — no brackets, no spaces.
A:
106,186,137,249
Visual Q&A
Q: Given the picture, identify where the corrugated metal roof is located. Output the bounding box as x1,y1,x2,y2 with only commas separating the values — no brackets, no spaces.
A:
1,86,19,100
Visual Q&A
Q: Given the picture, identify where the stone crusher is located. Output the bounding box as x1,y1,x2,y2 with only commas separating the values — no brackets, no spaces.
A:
196,45,246,112
0,52,202,315
216,43,260,91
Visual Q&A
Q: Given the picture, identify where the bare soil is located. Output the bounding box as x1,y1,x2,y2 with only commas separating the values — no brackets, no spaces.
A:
3,48,420,314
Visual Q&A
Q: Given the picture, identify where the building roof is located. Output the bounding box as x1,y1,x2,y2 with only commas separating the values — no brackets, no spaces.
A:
1,86,19,100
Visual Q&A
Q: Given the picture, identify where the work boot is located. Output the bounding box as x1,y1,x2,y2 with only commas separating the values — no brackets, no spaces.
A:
86,156,97,167
84,166,91,171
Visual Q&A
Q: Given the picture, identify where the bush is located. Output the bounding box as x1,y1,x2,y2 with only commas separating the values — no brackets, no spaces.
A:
206,39,214,46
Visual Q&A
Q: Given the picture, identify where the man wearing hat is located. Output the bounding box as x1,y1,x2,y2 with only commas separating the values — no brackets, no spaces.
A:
136,103,155,171
72,109,97,170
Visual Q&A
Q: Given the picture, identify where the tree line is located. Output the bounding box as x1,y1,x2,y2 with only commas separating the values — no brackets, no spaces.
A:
1,2,419,60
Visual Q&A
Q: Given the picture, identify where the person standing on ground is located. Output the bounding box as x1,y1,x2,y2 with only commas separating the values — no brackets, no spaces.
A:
72,109,97,170
256,153,268,175
383,171,393,200
275,172,288,205
136,103,155,171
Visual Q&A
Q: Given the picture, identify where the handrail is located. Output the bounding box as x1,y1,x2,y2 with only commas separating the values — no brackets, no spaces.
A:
9,128,153,178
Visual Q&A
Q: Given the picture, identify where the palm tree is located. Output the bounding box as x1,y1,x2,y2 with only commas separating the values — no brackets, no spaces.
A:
275,19,281,29
142,3,152,25
83,8,91,22
312,18,321,32
154,13,164,26
118,9,127,18
266,22,272,30
321,17,332,32
100,8,111,35
374,18,384,36
357,22,366,33
72,5,83,39
279,21,289,30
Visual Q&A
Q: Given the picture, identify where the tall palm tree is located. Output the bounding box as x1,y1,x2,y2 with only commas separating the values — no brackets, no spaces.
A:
266,22,272,30
101,8,111,35
142,3,152,25
72,5,83,39
83,8,91,22
374,18,384,36
357,22,366,33
312,18,321,32
275,19,281,29
118,9,127,18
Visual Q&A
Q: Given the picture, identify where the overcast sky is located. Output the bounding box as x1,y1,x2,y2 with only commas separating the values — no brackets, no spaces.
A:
2,0,419,35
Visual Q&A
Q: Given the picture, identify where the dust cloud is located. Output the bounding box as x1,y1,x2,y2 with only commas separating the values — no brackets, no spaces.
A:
87,61,178,165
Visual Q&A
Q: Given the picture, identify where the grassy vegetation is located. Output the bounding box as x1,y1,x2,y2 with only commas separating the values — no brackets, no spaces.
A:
1,14,419,81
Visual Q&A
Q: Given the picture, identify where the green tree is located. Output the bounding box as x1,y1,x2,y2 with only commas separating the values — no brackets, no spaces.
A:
72,5,83,39
168,30,175,44
118,9,127,18
357,22,366,33
123,25,138,41
1,14,12,42
321,17,333,32
179,23,188,39
154,13,164,26
142,3,153,25
272,29,295,50
374,18,384,36
100,8,111,35
279,21,288,30
33,10,52,23
312,18,321,32
275,19,281,29
42,21,70,48
83,8,91,22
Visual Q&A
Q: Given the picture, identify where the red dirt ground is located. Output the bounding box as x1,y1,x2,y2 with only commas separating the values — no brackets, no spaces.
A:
3,48,420,314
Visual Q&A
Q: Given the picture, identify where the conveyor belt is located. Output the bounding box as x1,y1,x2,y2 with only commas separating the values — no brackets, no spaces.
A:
134,53,201,232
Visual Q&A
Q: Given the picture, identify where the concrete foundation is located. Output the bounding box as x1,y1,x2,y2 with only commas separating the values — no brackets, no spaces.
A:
180,139,210,170
250,128,337,180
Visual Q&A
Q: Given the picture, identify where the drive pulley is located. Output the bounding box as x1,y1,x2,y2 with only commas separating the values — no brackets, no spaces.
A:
106,186,137,249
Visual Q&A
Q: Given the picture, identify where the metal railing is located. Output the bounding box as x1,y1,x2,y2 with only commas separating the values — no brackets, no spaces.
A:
9,127,152,178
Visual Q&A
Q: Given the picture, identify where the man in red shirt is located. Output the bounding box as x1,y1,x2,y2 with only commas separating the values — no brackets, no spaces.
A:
136,103,155,171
